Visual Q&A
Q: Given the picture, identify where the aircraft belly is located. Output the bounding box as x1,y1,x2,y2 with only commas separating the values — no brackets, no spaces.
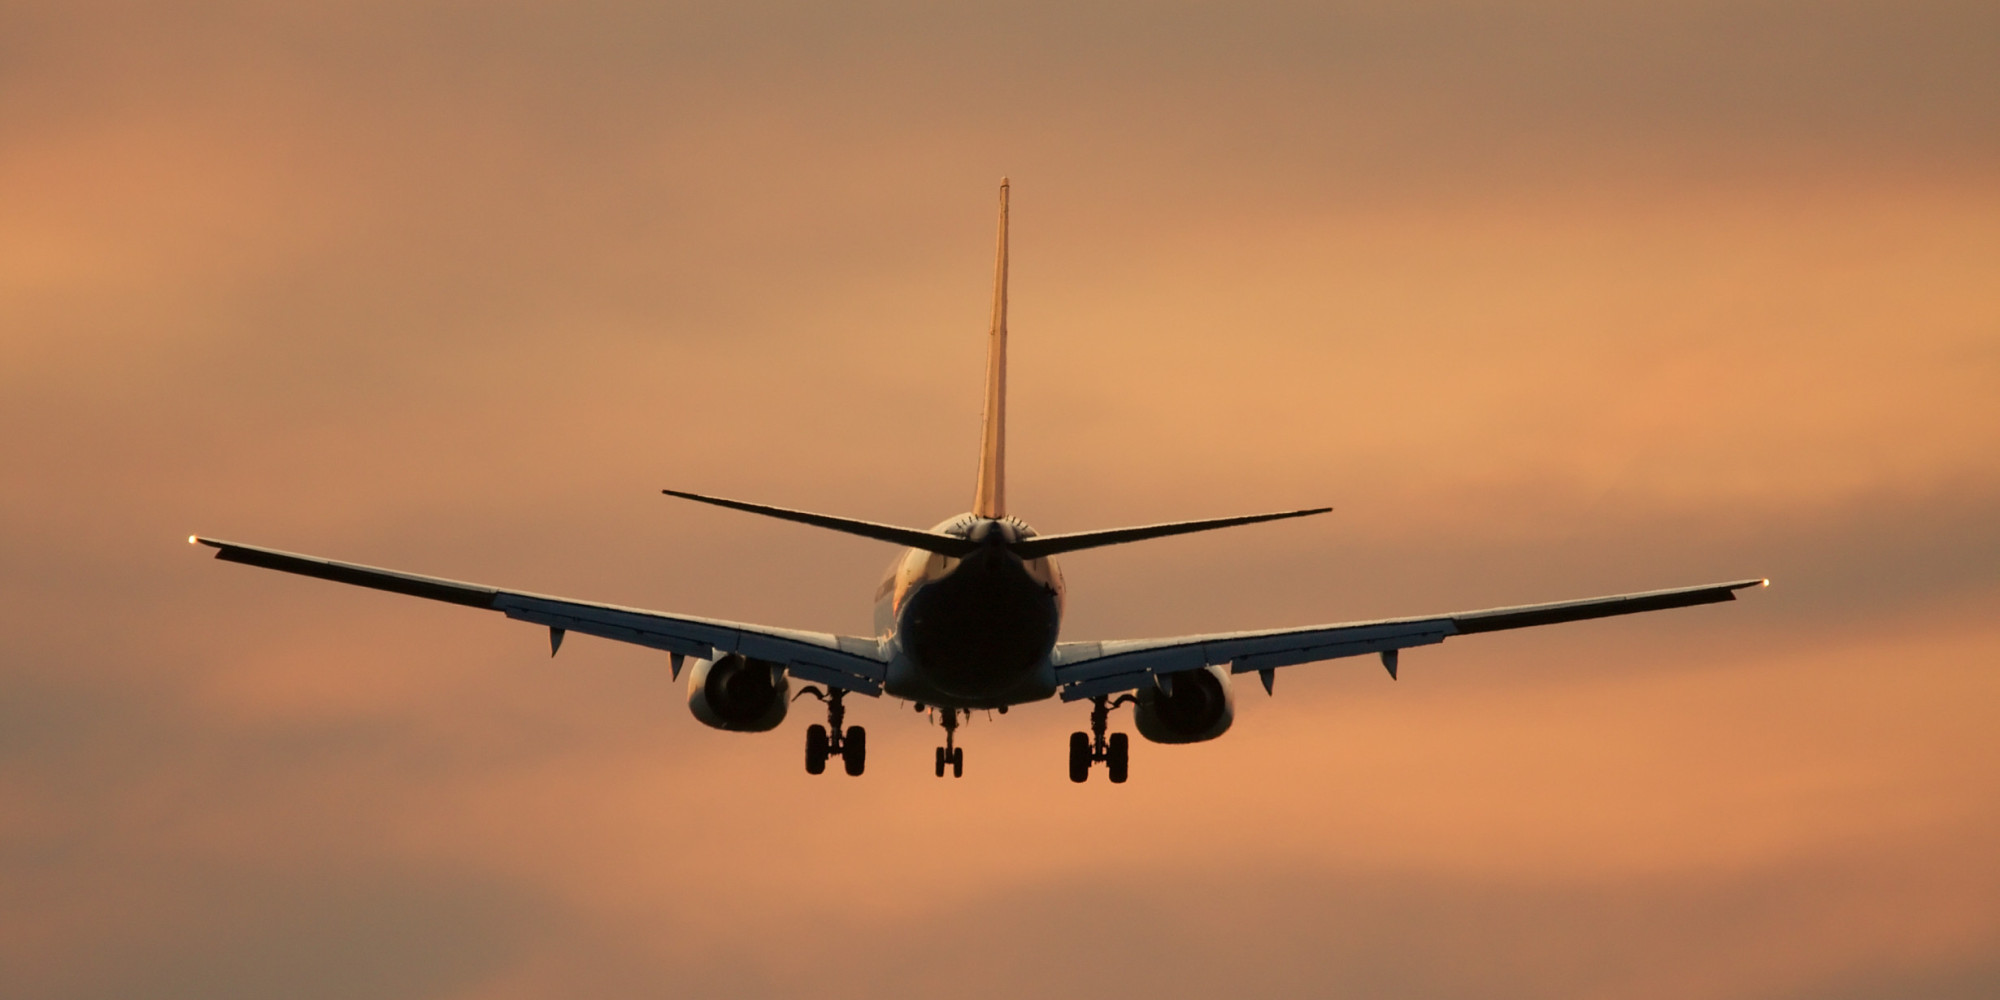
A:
893,547,1059,705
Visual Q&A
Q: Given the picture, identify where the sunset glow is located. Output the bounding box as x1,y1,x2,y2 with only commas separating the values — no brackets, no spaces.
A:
4,3,1997,998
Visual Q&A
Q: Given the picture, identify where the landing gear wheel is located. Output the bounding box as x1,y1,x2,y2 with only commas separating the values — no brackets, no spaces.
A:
1107,732,1129,784
1073,694,1138,785
930,707,966,778
799,687,864,778
805,724,828,775
842,726,867,776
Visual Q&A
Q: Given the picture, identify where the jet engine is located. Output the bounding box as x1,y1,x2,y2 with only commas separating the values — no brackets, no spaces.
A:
686,654,790,732
1132,664,1235,744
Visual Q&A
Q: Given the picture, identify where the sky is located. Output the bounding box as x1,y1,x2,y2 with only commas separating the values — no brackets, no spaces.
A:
3,1,1997,997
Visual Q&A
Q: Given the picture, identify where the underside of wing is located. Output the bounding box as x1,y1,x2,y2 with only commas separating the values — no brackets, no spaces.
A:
1051,578,1767,701
192,537,888,695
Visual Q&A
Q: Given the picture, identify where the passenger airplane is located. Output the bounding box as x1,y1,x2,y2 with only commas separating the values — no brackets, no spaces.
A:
193,181,1766,782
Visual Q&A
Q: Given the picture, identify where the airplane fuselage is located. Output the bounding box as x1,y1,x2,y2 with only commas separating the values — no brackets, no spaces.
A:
876,515,1065,708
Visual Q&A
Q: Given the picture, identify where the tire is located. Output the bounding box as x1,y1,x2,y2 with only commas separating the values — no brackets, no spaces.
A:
1107,732,1129,784
935,746,947,777
1068,731,1090,783
842,726,867,776
950,746,964,778
805,724,828,775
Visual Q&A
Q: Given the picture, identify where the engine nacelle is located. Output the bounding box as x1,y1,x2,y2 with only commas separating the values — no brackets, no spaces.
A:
685,654,790,732
1132,664,1235,744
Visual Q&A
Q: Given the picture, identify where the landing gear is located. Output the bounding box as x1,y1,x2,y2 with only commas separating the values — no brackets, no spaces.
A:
933,708,965,778
1069,694,1135,783
843,725,866,777
796,686,865,777
806,724,829,774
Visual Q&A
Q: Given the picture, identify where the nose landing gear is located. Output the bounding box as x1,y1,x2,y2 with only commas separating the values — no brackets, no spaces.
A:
933,708,964,778
1069,694,1134,783
797,686,866,776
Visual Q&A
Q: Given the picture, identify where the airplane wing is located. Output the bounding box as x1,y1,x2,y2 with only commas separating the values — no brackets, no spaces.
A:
191,537,889,695
1050,578,1768,701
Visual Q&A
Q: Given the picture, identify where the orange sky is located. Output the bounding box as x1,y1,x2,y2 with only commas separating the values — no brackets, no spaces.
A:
4,3,1998,998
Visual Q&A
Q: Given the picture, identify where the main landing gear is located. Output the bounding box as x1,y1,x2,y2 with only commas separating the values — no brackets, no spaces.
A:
796,686,865,776
1069,694,1133,784
933,707,965,778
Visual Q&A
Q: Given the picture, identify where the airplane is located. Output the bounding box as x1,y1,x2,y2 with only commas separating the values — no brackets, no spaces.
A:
191,180,1767,783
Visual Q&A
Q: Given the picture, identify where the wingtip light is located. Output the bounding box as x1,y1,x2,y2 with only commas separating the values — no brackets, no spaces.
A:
188,535,197,545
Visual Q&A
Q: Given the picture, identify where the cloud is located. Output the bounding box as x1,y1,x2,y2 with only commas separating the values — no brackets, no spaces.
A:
9,863,558,1000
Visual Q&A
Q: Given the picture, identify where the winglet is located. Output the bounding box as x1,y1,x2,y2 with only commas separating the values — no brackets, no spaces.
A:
972,178,1009,518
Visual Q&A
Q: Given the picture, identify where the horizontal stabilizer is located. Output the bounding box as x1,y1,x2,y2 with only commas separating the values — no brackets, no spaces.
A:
662,489,978,556
663,491,1328,559
1007,507,1331,558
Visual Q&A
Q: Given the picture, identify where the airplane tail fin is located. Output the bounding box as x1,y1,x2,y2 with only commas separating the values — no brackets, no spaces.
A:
660,184,1334,562
971,179,1009,518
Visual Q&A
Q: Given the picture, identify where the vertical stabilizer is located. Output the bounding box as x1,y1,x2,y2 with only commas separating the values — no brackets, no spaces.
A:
972,179,1010,518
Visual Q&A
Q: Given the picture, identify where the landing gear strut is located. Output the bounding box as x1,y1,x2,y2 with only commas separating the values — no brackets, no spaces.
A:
796,686,866,776
933,708,964,778
1069,694,1133,784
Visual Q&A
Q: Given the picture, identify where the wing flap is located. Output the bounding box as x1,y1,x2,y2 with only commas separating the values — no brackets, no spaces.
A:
194,536,889,694
1052,618,1453,685
1053,578,1765,700
494,595,724,660
784,661,884,697
1229,625,1454,673
1062,671,1155,702
499,596,891,693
